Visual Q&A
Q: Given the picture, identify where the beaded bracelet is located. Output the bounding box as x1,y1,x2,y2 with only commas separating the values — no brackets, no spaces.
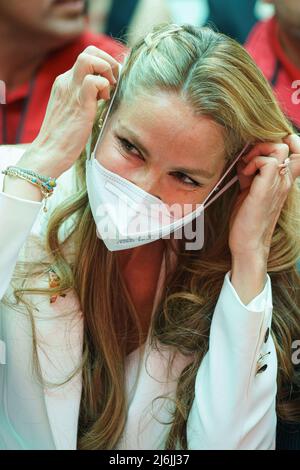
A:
2,166,57,212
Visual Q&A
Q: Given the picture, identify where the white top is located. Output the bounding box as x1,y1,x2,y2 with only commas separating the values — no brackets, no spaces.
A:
0,147,276,450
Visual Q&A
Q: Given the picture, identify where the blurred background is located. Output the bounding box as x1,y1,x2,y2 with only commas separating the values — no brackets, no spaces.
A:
88,0,275,45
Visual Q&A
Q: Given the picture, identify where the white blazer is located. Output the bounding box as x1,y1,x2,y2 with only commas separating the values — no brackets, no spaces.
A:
0,147,277,450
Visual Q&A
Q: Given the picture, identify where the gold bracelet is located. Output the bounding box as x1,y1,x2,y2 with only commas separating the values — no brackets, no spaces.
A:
2,166,57,212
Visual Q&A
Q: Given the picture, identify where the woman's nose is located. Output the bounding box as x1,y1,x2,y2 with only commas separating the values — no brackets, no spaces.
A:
131,174,162,200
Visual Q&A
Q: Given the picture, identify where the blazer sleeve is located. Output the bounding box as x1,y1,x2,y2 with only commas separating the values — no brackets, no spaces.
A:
186,272,276,450
0,146,43,300
0,192,43,300
0,146,78,301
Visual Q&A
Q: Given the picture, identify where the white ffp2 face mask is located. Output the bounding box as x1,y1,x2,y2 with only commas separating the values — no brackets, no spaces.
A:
85,65,249,252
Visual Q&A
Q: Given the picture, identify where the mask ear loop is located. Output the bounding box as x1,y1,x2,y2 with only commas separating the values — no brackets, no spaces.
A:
202,143,250,210
86,63,123,161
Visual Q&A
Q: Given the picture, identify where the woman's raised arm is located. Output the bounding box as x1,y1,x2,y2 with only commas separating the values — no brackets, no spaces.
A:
187,270,276,449
186,138,300,449
0,47,120,299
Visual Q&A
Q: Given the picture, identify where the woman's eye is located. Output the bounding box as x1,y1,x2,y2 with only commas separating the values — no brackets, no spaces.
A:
116,136,143,159
171,172,202,188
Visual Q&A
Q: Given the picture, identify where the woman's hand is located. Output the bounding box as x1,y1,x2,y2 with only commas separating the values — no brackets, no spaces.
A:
228,134,300,304
17,46,119,178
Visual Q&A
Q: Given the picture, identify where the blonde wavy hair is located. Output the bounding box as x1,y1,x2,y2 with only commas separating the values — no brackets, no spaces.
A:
8,24,300,449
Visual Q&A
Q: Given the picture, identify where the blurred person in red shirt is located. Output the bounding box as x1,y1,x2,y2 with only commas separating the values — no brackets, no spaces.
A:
245,0,300,133
0,0,125,145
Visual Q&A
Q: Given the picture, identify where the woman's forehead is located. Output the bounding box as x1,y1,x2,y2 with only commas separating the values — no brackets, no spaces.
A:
112,91,226,166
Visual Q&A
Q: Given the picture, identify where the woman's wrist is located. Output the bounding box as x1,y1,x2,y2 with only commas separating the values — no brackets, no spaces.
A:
2,143,60,203
16,143,64,179
230,251,268,305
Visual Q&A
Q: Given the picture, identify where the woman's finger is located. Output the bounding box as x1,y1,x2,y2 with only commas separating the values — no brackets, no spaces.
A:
79,75,111,105
283,134,300,179
237,142,291,191
80,45,120,80
282,133,300,154
242,155,279,177
242,155,294,195
242,142,289,164
73,53,117,86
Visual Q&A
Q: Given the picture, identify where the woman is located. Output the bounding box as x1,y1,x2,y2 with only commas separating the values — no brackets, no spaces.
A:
0,24,299,450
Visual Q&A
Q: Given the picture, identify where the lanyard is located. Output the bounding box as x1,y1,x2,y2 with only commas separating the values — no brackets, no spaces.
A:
1,76,35,145
270,59,281,88
270,60,300,134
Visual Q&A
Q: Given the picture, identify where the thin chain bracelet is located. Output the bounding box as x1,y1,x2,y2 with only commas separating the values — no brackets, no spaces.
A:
2,166,57,212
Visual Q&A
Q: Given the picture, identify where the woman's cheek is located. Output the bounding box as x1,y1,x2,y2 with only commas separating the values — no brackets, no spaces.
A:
97,146,131,176
161,183,204,214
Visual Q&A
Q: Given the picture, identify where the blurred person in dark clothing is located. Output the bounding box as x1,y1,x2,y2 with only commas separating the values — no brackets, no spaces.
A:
245,0,300,133
0,0,124,145
206,0,257,43
105,0,139,41
89,0,171,46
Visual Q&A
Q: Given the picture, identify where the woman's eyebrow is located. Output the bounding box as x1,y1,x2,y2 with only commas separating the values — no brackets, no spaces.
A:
117,124,151,157
172,166,215,179
117,123,215,179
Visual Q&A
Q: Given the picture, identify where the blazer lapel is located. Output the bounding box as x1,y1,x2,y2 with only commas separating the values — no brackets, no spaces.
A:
35,290,83,450
35,242,178,449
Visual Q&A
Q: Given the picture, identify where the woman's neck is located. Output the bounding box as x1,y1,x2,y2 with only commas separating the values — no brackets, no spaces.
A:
117,239,165,273
117,239,165,353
